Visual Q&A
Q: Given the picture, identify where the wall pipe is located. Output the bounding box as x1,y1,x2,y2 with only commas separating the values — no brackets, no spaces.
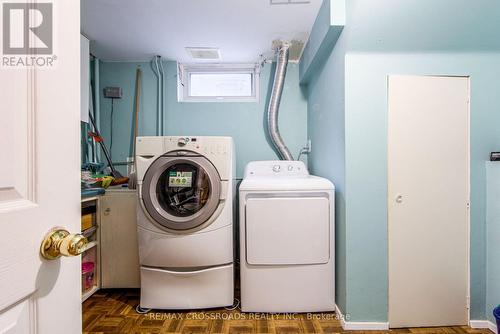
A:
158,57,166,135
267,42,294,160
151,56,162,136
93,57,101,162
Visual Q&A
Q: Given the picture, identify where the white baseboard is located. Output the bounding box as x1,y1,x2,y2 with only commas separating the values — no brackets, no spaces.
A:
335,305,347,329
470,320,497,334
334,306,495,332
335,304,389,331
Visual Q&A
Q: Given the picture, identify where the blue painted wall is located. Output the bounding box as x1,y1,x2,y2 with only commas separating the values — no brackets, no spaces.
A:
486,163,500,324
98,61,308,178
346,53,500,321
307,29,348,315
342,0,500,53
306,0,500,323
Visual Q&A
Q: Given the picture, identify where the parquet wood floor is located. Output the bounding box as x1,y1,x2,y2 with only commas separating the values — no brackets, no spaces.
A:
83,289,492,334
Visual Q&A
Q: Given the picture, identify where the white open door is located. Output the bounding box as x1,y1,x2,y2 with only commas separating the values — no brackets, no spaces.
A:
0,1,82,333
388,75,469,328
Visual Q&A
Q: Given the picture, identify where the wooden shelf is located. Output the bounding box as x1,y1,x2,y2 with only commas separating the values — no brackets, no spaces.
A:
81,196,100,303
81,196,99,203
82,225,97,235
82,285,99,302
83,241,98,252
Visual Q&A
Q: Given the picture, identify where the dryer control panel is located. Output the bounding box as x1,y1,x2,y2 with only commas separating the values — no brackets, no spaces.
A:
244,161,309,178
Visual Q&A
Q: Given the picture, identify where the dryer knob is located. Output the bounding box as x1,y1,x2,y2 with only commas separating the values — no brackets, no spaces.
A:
272,165,281,173
178,138,187,147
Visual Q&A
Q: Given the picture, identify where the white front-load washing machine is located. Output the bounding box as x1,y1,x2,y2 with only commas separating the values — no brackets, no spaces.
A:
135,136,235,310
239,160,335,312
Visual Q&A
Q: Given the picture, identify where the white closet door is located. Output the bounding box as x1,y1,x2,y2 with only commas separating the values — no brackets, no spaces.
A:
388,75,469,328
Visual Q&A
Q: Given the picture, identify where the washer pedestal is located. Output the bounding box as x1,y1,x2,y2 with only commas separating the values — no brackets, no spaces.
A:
140,264,234,310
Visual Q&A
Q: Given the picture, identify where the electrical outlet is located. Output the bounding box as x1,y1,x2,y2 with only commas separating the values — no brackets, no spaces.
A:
306,139,312,153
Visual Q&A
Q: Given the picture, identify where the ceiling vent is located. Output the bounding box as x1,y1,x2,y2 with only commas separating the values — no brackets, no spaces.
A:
186,47,221,60
270,0,311,4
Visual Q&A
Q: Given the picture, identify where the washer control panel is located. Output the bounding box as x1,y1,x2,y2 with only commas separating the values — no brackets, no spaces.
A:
177,137,188,146
175,136,197,147
165,136,229,156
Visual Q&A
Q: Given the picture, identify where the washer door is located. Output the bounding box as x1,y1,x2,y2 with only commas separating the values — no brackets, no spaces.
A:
142,152,221,231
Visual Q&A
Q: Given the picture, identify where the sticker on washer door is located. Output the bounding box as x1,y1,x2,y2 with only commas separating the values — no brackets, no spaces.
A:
168,171,193,187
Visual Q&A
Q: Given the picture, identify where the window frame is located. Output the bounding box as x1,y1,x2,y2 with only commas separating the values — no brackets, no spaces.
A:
178,63,260,103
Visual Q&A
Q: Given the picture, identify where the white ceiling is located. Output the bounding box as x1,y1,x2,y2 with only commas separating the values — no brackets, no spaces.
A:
81,0,322,63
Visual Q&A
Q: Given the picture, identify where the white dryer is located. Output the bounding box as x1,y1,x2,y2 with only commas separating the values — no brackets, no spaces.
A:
239,161,335,312
136,136,235,310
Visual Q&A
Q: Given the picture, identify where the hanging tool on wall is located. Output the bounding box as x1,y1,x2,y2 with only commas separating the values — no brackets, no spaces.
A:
132,67,142,158
88,112,129,186
128,66,142,189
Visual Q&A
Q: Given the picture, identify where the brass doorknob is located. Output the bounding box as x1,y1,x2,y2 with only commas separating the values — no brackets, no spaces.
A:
40,228,88,260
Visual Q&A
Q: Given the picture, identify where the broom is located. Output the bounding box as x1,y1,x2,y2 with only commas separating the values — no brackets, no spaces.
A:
88,112,129,186
128,67,142,189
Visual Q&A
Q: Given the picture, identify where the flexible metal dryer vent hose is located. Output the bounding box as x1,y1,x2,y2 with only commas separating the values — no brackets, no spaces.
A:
267,42,294,161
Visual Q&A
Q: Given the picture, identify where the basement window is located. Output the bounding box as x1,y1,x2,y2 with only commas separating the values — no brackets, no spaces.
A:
178,64,259,102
